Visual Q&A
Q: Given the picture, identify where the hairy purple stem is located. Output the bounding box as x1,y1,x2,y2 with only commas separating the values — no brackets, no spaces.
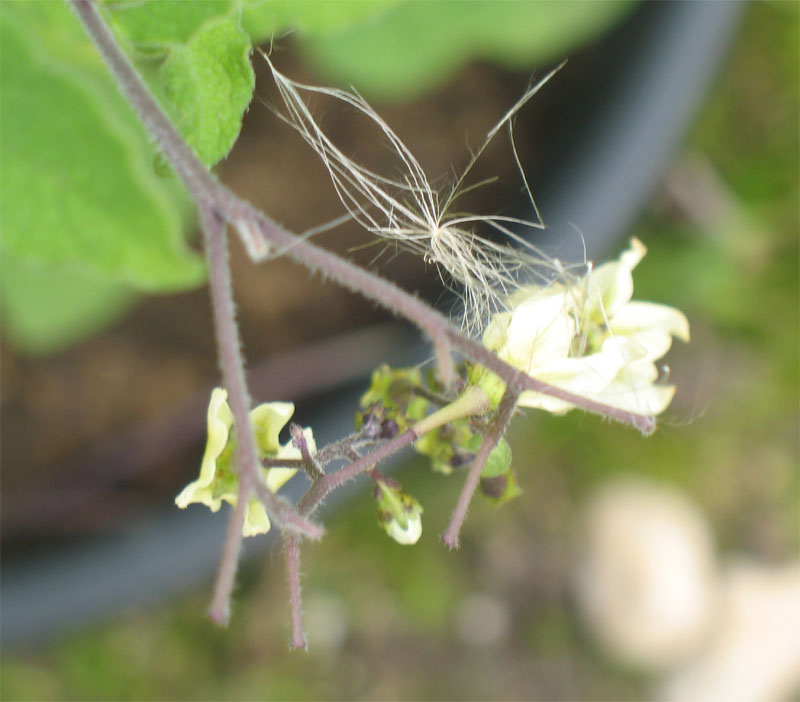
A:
208,483,250,625
283,534,306,650
201,211,255,623
298,429,418,516
290,423,324,480
441,388,520,549
203,211,321,623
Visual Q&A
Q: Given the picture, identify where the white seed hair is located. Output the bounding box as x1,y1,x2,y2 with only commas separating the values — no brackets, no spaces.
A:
262,52,571,332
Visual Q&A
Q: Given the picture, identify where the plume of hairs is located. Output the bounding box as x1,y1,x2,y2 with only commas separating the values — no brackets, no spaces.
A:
262,52,571,332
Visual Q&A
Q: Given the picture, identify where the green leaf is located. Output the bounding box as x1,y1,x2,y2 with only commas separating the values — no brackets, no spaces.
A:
158,16,255,167
0,252,135,355
481,439,512,478
103,0,233,47
298,0,636,100
240,0,398,42
102,2,255,167
0,5,204,293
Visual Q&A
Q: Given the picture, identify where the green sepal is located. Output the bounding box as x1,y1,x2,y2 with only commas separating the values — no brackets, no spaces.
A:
480,438,512,478
415,419,475,475
467,363,507,411
356,364,430,433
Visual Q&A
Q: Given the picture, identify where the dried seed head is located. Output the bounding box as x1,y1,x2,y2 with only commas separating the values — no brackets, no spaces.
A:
262,52,569,332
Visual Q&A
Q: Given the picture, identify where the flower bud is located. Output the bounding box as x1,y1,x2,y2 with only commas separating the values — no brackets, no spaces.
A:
375,481,423,545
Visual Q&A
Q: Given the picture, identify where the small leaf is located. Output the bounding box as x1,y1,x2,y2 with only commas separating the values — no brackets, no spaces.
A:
356,364,430,433
158,16,255,167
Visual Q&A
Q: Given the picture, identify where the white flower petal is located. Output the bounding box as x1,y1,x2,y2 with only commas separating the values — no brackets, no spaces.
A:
611,301,690,343
386,512,422,545
517,343,630,413
585,238,647,323
176,389,314,537
485,238,686,418
265,466,298,492
503,287,575,369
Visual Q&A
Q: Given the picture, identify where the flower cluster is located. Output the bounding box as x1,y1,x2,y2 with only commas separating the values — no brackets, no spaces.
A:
481,239,690,415
175,388,315,536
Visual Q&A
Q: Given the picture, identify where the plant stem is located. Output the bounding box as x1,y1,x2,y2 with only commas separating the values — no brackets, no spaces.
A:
207,484,249,625
297,430,418,516
296,386,490,518
202,210,321,623
283,533,306,650
441,387,520,549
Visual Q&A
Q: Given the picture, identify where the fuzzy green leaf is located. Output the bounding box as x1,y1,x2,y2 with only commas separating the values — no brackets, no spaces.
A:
103,2,254,167
155,16,254,167
0,5,204,294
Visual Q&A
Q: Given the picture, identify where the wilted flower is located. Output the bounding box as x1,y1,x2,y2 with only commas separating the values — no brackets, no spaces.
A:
482,238,690,415
375,480,423,545
175,388,315,536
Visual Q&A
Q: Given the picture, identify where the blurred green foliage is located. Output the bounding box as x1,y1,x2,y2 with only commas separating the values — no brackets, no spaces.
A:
1,3,797,701
298,1,634,100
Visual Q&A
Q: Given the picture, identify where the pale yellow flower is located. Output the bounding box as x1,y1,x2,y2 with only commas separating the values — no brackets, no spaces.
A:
483,239,689,415
175,388,315,536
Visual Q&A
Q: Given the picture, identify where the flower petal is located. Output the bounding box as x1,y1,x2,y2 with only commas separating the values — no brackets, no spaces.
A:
175,387,233,509
501,287,576,370
242,496,271,537
611,301,690,343
250,401,295,455
585,238,647,324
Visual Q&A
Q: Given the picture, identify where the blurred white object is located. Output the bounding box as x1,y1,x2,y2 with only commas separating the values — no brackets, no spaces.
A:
574,478,719,668
660,561,800,702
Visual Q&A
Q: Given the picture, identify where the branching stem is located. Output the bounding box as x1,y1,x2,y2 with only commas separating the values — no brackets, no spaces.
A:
202,211,322,624
71,0,657,645
441,387,520,549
